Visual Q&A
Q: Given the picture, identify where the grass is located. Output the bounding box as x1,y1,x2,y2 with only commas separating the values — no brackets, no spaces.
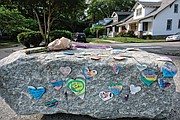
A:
0,41,20,49
87,37,166,43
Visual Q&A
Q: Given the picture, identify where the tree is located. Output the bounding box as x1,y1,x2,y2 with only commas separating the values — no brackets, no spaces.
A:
87,0,136,22
0,6,37,40
0,0,87,45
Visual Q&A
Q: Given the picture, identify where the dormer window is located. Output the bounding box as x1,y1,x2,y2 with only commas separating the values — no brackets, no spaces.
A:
174,4,178,13
136,8,142,16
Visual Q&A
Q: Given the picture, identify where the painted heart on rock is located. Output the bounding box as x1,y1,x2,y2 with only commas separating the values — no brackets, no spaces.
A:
45,99,58,108
82,66,97,79
51,80,63,90
130,85,141,94
156,56,172,62
66,77,86,99
141,70,157,86
108,83,123,95
60,67,71,76
162,62,177,78
99,91,113,101
27,86,45,100
158,78,171,89
113,65,121,74
136,63,147,71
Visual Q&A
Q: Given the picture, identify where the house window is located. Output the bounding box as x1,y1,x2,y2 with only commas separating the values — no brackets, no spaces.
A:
143,22,148,31
167,19,172,30
136,8,142,16
178,19,180,29
174,4,178,13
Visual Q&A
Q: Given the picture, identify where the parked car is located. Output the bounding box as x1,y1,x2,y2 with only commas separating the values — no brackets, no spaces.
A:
72,32,86,42
166,32,180,41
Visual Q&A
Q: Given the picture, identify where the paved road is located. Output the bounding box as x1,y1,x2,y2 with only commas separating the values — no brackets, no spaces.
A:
0,42,180,120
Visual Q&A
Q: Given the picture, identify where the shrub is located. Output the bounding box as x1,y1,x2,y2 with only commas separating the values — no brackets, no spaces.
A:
17,31,43,48
126,30,135,37
90,26,106,38
83,27,91,37
49,30,72,41
142,35,152,39
117,30,127,37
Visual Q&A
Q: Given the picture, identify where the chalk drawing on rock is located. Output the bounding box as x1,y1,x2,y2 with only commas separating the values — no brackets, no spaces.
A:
158,78,171,89
90,56,101,60
82,66,97,79
113,56,126,61
51,80,63,90
60,66,71,77
108,83,123,95
27,86,45,100
156,56,172,62
99,91,113,101
130,85,141,94
125,94,129,101
136,63,147,71
141,70,157,86
63,52,74,55
162,62,177,78
113,65,121,74
45,99,58,108
66,77,86,99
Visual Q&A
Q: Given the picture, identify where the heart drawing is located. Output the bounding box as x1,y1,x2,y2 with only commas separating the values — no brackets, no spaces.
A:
113,65,121,74
51,80,63,90
27,86,45,100
141,70,157,86
158,78,171,89
45,99,58,108
136,63,147,71
130,85,141,94
99,91,113,101
108,83,123,95
162,62,177,78
66,77,86,99
156,56,172,62
82,66,97,79
60,67,71,76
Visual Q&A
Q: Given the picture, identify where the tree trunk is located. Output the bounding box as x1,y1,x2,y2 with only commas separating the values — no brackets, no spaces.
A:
46,1,54,45
33,9,46,43
43,7,47,43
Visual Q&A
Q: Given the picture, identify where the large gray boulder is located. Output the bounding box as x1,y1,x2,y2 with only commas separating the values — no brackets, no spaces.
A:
0,47,178,119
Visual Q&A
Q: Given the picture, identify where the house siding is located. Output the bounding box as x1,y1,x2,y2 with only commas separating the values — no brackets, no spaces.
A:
134,4,145,19
153,0,180,36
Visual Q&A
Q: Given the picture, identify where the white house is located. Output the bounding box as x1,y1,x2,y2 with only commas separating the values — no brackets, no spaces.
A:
105,12,131,37
113,0,180,38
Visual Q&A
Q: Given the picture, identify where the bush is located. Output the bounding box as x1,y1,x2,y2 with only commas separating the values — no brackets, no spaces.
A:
126,30,135,37
83,27,91,37
90,26,106,38
117,30,127,37
49,30,72,41
17,31,43,48
142,35,152,39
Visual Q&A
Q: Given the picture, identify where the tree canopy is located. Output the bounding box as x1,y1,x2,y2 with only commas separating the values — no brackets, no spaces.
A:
0,6,37,39
87,0,136,22
0,0,87,44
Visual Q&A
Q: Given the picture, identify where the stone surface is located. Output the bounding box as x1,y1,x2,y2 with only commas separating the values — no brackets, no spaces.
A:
0,47,177,119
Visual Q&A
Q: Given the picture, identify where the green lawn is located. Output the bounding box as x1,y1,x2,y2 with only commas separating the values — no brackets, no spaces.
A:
87,37,166,43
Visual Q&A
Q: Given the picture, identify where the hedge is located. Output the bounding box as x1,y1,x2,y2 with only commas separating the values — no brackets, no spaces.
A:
17,31,42,48
49,30,72,41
